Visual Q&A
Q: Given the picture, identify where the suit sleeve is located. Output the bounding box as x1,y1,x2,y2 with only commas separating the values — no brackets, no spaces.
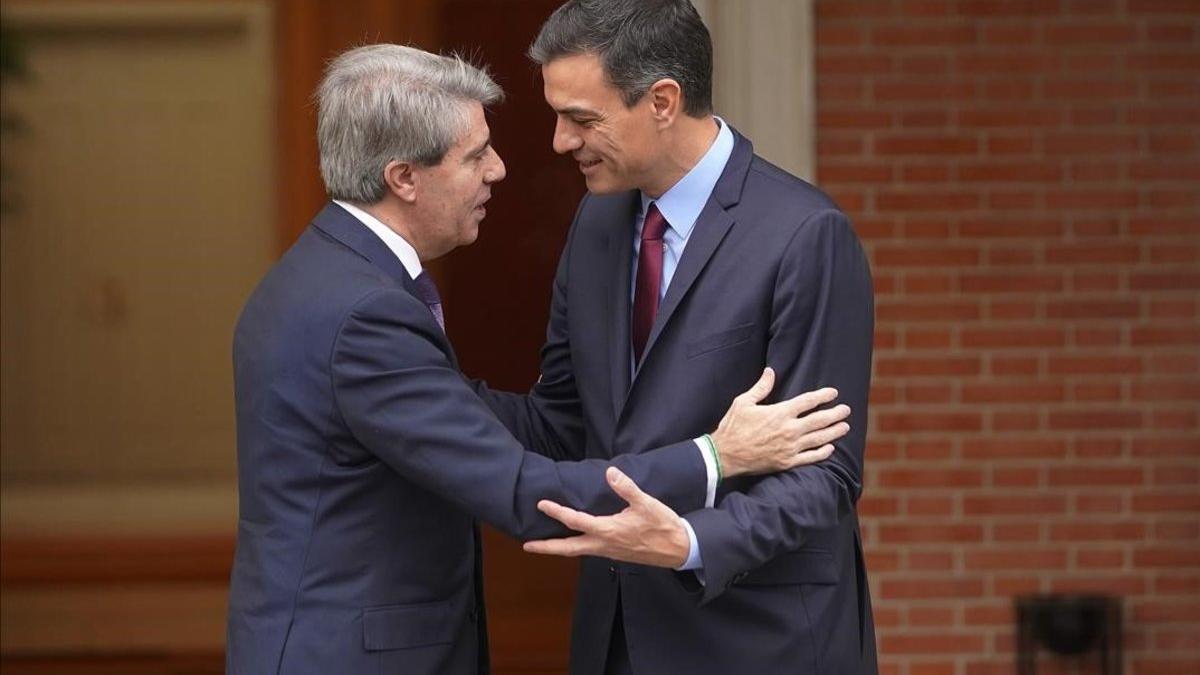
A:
331,285,706,541
470,198,587,461
683,209,874,603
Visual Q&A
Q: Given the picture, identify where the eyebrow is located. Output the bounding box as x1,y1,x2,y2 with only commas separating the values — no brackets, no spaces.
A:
557,106,602,118
466,135,491,158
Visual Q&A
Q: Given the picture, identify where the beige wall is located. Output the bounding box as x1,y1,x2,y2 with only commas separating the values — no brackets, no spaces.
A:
1,2,274,497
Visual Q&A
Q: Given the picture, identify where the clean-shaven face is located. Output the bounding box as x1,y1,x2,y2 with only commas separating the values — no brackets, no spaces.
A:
412,102,506,257
541,52,661,194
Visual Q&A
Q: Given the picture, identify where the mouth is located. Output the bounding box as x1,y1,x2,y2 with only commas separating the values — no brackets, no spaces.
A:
578,157,602,173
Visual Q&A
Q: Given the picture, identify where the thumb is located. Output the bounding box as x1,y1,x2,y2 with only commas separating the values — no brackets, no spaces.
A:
738,367,775,405
606,466,648,507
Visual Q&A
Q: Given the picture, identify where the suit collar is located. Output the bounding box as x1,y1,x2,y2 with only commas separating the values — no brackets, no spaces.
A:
312,201,415,288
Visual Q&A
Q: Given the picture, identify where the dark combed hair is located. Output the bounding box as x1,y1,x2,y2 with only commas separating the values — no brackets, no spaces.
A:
528,0,714,117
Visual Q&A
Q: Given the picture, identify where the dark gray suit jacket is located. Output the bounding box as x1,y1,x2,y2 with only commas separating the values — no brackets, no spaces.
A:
478,131,878,674
226,203,709,675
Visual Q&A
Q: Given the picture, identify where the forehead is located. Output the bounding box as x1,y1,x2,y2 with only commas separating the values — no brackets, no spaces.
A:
453,101,489,145
541,52,621,110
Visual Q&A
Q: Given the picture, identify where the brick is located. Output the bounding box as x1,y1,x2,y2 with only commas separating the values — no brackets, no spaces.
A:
1045,189,1140,209
903,219,953,239
984,79,1037,101
963,382,1064,402
1152,464,1200,486
877,356,982,377
1049,575,1148,595
879,468,984,488
959,162,1063,182
818,80,867,103
907,552,957,572
1045,243,1141,264
881,524,986,545
1131,272,1200,291
964,495,1067,516
905,328,954,349
992,467,1041,487
1072,327,1123,347
902,163,952,181
908,496,956,516
1044,23,1139,44
876,300,983,322
875,135,981,156
883,633,987,654
1050,521,1146,541
1046,299,1140,319
960,327,1064,348
820,163,895,183
817,136,865,158
964,550,1068,570
1154,520,1200,540
1076,549,1126,568
817,108,895,129
1048,355,1142,375
959,219,1063,238
1048,467,1145,487
1071,382,1123,401
816,54,895,75
1132,326,1200,346
962,438,1066,460
899,55,952,76
991,356,1040,376
958,53,1059,74
1049,410,1143,429
873,24,978,46
986,135,1037,155
874,80,977,102
1134,547,1200,567
1043,132,1141,154
1131,380,1200,401
993,522,1042,542
879,412,984,433
1133,493,1200,513
959,107,1064,127
876,191,982,212
1074,494,1126,514
1132,437,1200,458
987,191,1039,210
907,440,956,460
905,383,954,404
1071,273,1122,295
903,273,955,295
880,576,986,598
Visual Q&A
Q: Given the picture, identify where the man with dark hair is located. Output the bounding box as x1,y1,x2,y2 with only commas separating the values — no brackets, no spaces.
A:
476,1,878,673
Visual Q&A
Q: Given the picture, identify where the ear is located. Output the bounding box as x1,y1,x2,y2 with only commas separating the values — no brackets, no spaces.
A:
383,159,417,203
647,78,683,128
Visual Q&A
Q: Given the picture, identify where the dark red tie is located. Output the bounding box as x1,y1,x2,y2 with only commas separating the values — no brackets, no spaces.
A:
632,203,668,365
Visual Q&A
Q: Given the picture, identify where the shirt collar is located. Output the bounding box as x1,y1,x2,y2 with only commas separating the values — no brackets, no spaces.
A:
333,199,423,280
639,117,735,239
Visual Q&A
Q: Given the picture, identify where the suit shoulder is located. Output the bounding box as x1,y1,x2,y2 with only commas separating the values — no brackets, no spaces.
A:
745,155,840,214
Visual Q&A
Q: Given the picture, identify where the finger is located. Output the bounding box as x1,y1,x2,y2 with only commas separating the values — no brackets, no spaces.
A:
780,387,839,417
537,499,601,533
523,534,597,558
795,422,850,453
605,467,650,508
735,367,775,406
796,403,852,433
783,443,836,469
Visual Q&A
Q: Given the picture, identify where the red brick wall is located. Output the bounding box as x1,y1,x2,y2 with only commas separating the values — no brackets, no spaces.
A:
814,1,1200,674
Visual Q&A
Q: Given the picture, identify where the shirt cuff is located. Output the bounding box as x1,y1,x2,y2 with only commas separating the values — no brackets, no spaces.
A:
693,437,718,508
675,516,704,571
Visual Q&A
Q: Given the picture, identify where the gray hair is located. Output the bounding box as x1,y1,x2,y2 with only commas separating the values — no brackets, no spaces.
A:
316,44,503,204
529,0,713,117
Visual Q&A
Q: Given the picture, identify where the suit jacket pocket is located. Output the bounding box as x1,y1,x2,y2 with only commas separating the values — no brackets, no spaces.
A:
686,322,756,359
735,548,837,586
362,598,459,651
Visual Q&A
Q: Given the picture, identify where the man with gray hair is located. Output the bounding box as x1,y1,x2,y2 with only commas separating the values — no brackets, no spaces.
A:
227,43,849,674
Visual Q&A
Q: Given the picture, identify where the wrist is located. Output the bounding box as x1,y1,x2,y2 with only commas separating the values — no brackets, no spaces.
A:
702,433,724,482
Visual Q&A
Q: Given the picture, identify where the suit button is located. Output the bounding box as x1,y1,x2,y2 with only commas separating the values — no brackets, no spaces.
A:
609,565,618,579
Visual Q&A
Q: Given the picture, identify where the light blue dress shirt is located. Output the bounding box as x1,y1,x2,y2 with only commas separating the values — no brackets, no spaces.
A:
630,119,735,573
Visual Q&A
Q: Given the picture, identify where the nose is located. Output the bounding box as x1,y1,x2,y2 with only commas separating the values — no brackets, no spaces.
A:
485,147,506,184
552,117,582,155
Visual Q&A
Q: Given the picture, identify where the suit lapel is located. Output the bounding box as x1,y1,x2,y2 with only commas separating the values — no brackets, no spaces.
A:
627,129,755,390
633,200,736,388
312,202,461,369
605,192,638,419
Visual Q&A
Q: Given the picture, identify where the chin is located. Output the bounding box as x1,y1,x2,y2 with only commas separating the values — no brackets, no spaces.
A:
585,174,624,195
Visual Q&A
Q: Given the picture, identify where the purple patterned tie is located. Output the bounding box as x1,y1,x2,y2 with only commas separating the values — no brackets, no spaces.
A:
413,271,445,331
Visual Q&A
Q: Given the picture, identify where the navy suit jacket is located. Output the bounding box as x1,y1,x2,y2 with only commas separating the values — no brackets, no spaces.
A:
226,203,710,675
477,131,878,674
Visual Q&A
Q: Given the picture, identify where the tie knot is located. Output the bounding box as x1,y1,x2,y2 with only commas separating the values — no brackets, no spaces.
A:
642,203,668,242
412,271,441,306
